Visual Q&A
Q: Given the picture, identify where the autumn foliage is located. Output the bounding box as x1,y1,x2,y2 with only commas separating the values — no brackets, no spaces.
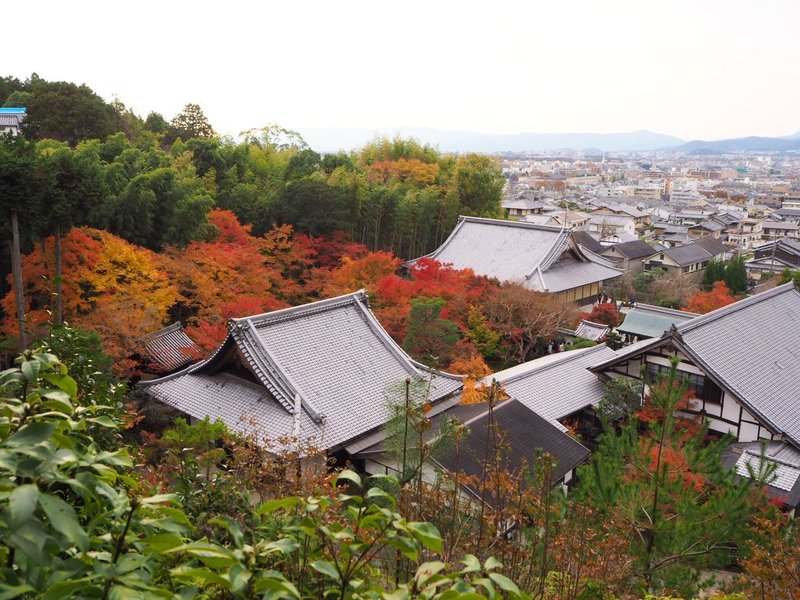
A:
3,210,579,376
584,301,624,327
684,280,737,314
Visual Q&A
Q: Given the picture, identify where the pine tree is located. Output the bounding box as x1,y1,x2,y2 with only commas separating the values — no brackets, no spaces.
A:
580,358,769,596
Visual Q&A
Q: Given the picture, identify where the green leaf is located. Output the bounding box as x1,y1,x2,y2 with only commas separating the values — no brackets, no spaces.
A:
170,566,229,588
408,521,443,553
42,578,98,600
414,561,446,587
483,557,502,571
310,560,341,581
139,493,177,506
460,554,481,573
262,538,299,556
107,585,147,600
166,542,235,568
0,584,35,600
9,483,37,528
86,416,118,428
256,496,300,515
38,492,89,551
142,533,184,554
3,422,57,447
42,373,78,399
253,574,301,599
20,360,40,383
488,572,521,595
229,563,251,594
333,469,361,488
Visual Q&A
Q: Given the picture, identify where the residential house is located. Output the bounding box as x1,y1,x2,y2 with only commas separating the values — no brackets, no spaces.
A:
642,237,729,274
139,291,463,462
762,221,799,240
688,219,724,240
724,218,763,249
503,193,546,219
357,345,616,492
591,202,651,230
586,214,636,240
746,238,800,281
600,240,658,273
526,210,590,229
407,216,623,305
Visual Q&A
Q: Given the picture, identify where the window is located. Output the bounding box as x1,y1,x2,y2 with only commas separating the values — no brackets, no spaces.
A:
646,362,722,404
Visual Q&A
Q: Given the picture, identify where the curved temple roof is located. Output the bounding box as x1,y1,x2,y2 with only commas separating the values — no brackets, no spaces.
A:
139,290,462,452
406,216,622,293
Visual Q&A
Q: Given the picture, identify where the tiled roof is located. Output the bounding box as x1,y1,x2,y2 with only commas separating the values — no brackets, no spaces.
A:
407,216,622,292
674,283,800,445
693,236,729,256
723,442,800,507
605,240,658,260
660,241,719,267
571,230,605,254
617,304,699,339
144,322,198,372
574,320,610,341
593,283,800,446
140,291,462,451
433,399,590,500
487,345,616,429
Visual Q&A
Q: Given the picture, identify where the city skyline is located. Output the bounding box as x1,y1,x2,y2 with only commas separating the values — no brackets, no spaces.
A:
8,0,800,142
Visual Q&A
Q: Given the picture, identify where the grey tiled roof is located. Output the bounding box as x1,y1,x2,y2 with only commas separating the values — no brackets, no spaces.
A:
606,240,658,260
141,373,316,449
487,345,617,429
144,322,197,372
571,230,605,254
675,283,800,445
407,216,622,293
723,442,800,508
661,241,719,267
593,283,800,446
574,320,610,341
140,291,462,452
617,304,699,339
433,399,590,500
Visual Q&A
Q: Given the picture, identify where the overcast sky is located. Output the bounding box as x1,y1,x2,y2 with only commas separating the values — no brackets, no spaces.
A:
7,0,799,141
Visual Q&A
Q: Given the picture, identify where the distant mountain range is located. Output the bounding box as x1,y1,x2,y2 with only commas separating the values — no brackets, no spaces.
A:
674,136,800,154
299,127,685,153
297,126,800,154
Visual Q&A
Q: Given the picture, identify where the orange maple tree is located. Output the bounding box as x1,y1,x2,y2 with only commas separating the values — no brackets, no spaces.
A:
684,280,737,314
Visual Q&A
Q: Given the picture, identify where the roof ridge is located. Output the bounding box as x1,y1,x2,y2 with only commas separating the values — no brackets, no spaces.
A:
234,290,367,325
677,282,798,333
459,215,566,233
147,321,184,339
632,303,699,318
579,319,610,329
491,345,609,385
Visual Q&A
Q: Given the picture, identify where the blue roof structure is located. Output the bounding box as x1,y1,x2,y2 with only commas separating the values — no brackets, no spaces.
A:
0,108,26,114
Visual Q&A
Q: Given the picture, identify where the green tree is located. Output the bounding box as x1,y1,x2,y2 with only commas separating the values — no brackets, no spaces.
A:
703,257,725,287
580,359,767,596
723,255,748,294
169,103,216,141
20,77,118,145
403,296,459,367
0,134,42,350
0,348,525,599
450,153,504,218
